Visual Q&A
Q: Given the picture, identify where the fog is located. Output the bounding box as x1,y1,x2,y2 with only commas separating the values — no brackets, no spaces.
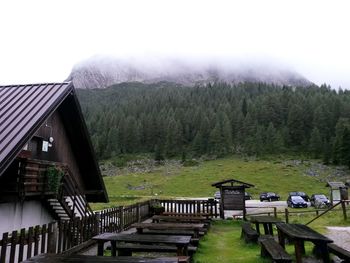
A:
0,0,349,89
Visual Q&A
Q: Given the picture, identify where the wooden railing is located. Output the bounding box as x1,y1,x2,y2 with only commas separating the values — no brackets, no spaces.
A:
157,199,220,218
59,166,94,218
0,200,151,263
0,198,218,262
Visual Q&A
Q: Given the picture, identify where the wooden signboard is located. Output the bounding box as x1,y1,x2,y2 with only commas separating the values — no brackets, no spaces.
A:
222,186,245,210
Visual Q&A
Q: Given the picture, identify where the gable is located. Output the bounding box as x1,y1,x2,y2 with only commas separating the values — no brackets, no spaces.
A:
0,82,108,202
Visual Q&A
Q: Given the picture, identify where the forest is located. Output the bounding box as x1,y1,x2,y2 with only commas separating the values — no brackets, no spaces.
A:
77,82,350,167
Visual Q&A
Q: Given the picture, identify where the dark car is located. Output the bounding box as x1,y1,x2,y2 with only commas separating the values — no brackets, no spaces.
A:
310,194,331,207
287,195,308,208
289,191,310,202
260,192,280,202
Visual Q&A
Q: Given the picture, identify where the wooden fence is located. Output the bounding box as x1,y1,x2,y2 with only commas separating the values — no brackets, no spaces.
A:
0,198,218,263
0,200,150,263
158,199,220,218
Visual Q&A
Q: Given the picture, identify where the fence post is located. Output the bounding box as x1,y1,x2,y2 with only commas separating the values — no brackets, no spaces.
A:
285,208,289,224
120,207,124,231
137,204,141,223
274,207,277,218
341,201,347,220
47,222,57,254
0,232,8,263
94,212,100,235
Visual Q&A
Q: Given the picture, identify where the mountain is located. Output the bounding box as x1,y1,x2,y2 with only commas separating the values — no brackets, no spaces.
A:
67,55,312,89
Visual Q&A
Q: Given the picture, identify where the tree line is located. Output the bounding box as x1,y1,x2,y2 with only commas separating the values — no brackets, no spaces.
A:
77,81,350,167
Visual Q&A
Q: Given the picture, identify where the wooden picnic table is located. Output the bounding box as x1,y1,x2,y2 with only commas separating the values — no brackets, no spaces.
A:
275,223,333,263
92,232,192,256
131,222,205,238
22,254,180,263
152,215,208,224
249,215,282,235
162,212,211,219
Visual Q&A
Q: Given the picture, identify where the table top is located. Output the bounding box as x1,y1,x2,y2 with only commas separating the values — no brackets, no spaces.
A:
23,254,179,263
132,222,205,230
93,233,192,245
250,216,282,224
163,212,210,217
275,223,333,243
152,215,207,221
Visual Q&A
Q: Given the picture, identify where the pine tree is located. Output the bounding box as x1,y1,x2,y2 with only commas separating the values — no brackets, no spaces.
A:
340,127,350,168
309,127,322,158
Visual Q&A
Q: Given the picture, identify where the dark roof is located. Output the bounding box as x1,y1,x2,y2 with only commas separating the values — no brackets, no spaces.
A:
211,178,254,188
326,182,347,189
0,82,108,202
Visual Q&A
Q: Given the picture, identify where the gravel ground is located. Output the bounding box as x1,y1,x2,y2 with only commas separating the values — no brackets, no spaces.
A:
326,226,350,250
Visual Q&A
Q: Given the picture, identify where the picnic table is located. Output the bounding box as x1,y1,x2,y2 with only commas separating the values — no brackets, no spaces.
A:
162,212,211,219
22,254,180,263
152,215,208,224
131,222,205,238
92,232,192,256
249,215,282,235
275,223,333,263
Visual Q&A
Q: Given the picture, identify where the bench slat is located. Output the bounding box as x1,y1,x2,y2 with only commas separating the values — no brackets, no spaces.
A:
260,239,292,263
328,243,350,262
241,222,259,243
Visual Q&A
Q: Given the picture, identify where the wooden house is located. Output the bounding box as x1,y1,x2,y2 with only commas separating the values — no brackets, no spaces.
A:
0,82,108,236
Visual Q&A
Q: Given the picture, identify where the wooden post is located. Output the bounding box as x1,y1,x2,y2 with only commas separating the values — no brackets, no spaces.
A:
120,207,124,231
10,230,18,263
274,207,277,218
47,222,57,253
285,208,289,224
137,204,141,223
0,232,8,263
341,200,347,220
94,212,100,235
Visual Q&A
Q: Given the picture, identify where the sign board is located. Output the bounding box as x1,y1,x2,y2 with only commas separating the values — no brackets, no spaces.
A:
222,186,245,210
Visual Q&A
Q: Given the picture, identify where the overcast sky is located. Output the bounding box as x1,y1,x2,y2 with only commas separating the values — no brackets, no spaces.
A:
0,0,349,89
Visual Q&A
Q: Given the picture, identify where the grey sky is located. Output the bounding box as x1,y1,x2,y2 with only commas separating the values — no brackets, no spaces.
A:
0,0,349,89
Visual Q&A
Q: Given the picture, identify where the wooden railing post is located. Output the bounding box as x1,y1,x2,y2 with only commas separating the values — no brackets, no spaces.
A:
285,208,289,223
137,204,141,223
120,207,124,231
47,222,57,254
0,232,8,263
274,207,277,218
341,200,347,220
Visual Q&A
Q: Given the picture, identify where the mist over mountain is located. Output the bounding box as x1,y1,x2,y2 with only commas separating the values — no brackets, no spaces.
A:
67,55,312,89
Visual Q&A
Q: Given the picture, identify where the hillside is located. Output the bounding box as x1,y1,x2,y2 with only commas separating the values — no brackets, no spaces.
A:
91,155,349,210
77,81,350,167
68,56,312,89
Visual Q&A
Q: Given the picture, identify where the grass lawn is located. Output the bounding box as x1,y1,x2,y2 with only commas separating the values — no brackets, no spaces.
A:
92,155,332,210
193,218,347,263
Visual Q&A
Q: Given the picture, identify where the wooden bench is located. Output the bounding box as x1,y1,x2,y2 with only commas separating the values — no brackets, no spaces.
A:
115,243,197,256
241,222,259,243
328,243,350,262
260,238,292,263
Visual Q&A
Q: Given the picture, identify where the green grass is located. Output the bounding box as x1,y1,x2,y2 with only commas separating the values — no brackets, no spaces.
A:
194,220,267,263
92,155,331,210
193,217,349,263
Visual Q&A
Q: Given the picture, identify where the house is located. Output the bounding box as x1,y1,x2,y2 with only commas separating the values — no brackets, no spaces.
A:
0,82,108,236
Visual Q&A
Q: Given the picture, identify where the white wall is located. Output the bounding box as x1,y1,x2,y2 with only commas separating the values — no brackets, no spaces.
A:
0,200,53,236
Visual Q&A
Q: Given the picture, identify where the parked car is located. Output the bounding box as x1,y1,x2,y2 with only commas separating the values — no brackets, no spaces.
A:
310,194,331,208
260,192,280,202
287,195,308,208
289,191,310,202
214,191,221,200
